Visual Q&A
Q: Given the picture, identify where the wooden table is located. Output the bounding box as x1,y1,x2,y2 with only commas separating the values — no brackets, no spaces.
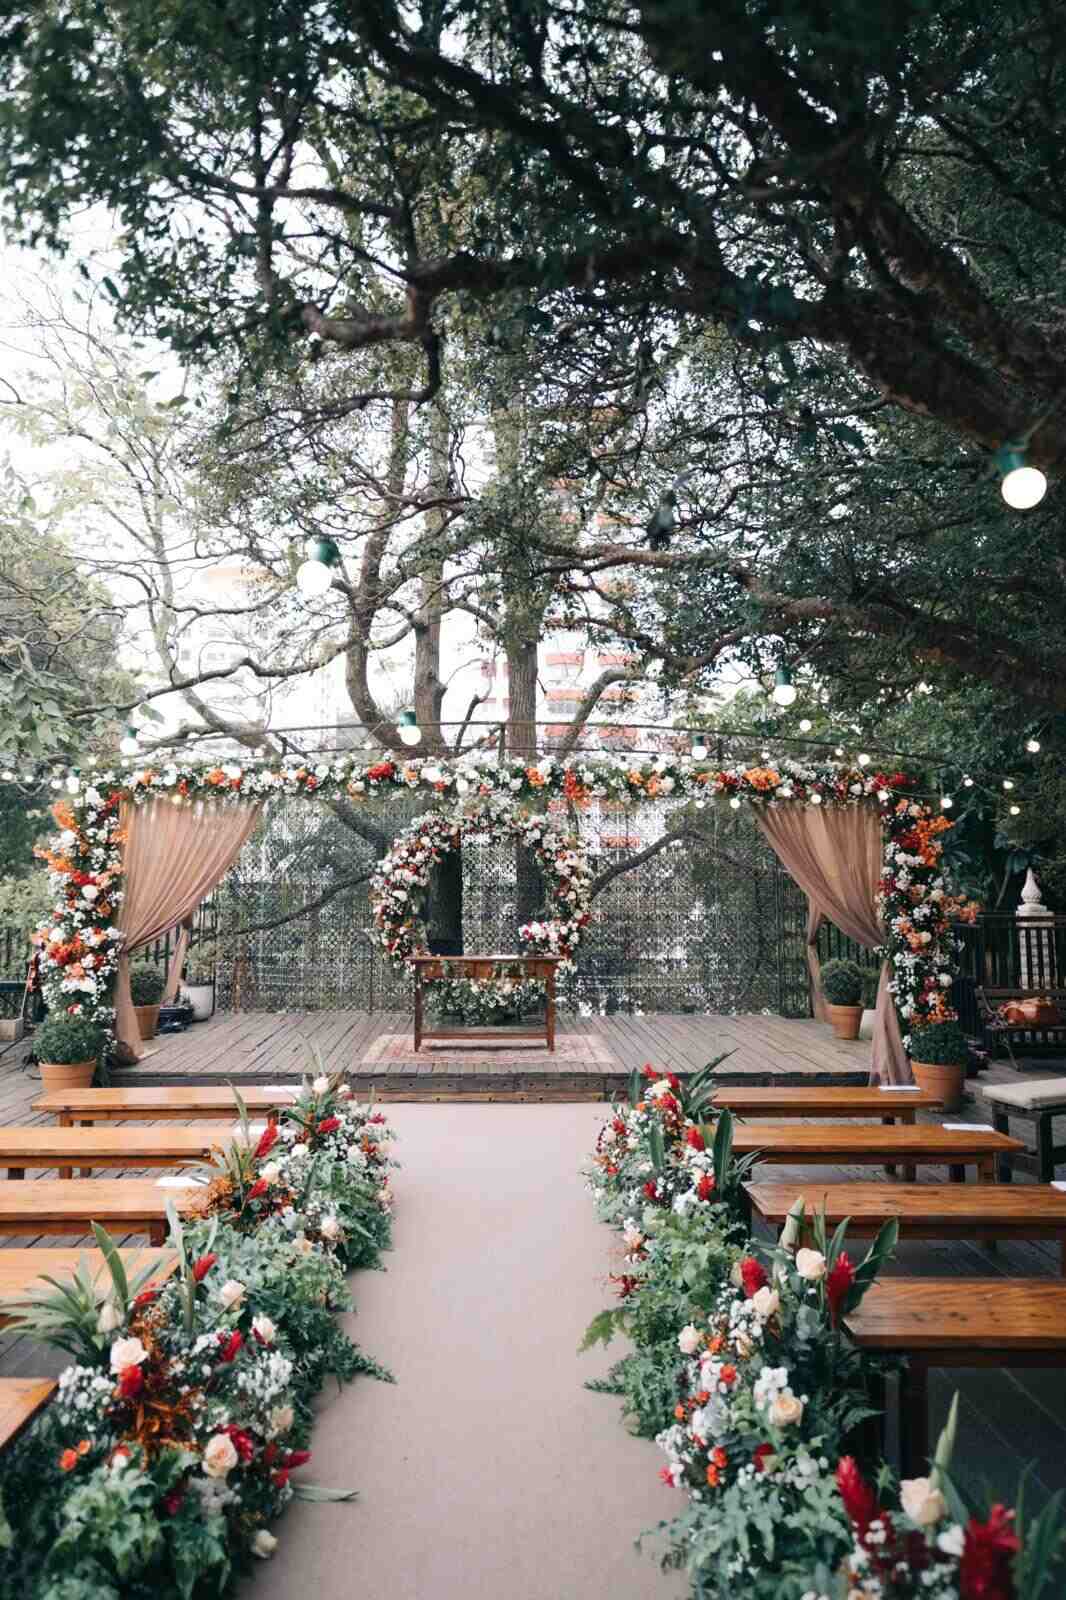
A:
745,1181,1066,1271
844,1278,1066,1473
33,1085,301,1124
710,1086,943,1121
0,1179,200,1246
0,1124,237,1181
728,1123,1023,1181
0,1247,178,1327
0,1379,57,1453
410,955,563,1053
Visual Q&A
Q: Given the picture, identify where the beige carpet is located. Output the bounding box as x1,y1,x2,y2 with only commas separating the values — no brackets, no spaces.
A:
253,1104,685,1600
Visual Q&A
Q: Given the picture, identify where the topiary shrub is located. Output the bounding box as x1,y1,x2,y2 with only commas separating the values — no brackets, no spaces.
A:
820,958,864,1006
909,1020,969,1065
860,966,881,1010
34,1014,103,1064
130,966,166,1005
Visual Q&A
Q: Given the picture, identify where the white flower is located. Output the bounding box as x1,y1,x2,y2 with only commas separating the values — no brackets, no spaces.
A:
294,1235,314,1256
252,1529,278,1559
259,1162,280,1182
622,1224,643,1251
795,1248,827,1281
97,1299,123,1334
319,1214,341,1242
751,1286,780,1320
109,1336,149,1373
290,1143,309,1160
252,1314,277,1345
312,1075,330,1095
268,1404,295,1438
677,1324,702,1355
337,1083,352,1098
202,1433,239,1479
768,1391,804,1427
219,1279,247,1309
937,1523,965,1557
900,1476,947,1526
81,884,99,901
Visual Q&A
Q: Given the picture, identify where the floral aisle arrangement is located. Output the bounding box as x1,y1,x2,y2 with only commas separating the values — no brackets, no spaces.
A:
32,752,972,1043
583,1069,1063,1600
0,1067,398,1600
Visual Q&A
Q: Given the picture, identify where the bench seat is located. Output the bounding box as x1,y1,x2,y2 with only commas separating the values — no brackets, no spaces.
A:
0,1379,57,1454
709,1086,942,1121
0,1179,200,1245
33,1085,300,1124
729,1122,1022,1181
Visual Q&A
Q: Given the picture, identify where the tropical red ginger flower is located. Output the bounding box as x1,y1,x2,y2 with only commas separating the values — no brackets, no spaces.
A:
826,1252,856,1324
222,1424,256,1462
247,1177,269,1201
697,1173,716,1201
752,1443,774,1474
739,1256,769,1298
192,1252,218,1283
959,1505,1020,1600
118,1365,144,1399
836,1455,879,1534
217,1329,243,1363
254,1122,279,1159
317,1116,341,1136
642,1180,659,1202
133,1284,160,1309
685,1126,705,1151
612,1117,627,1137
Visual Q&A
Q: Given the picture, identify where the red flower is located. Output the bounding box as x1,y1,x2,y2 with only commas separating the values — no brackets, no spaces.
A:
642,1180,659,1202
133,1285,160,1309
366,761,395,782
272,1468,290,1488
283,1449,311,1469
369,1112,386,1124
223,1424,256,1462
118,1365,144,1399
217,1329,243,1363
719,1364,737,1387
254,1122,279,1159
752,1443,774,1474
247,1178,269,1201
960,1505,1020,1600
739,1256,769,1298
192,1252,218,1283
612,1117,627,1137
697,1173,716,1201
162,1489,184,1516
667,1074,680,1092
642,1064,658,1080
826,1252,856,1324
685,1126,705,1151
316,1116,341,1136
836,1456,879,1534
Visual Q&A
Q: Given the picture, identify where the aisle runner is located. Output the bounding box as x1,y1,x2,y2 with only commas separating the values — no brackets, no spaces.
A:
254,1105,684,1600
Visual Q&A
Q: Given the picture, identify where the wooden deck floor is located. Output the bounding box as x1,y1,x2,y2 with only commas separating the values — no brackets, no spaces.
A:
100,1009,871,1098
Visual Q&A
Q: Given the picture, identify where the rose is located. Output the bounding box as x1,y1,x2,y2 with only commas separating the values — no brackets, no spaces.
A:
751,1286,780,1320
795,1248,827,1280
312,1075,330,1095
97,1299,123,1334
900,1476,948,1526
202,1433,240,1479
252,1530,278,1559
109,1336,148,1373
268,1404,295,1437
768,1391,804,1428
218,1279,247,1309
677,1324,702,1355
252,1314,277,1345
259,1162,281,1182
319,1214,341,1241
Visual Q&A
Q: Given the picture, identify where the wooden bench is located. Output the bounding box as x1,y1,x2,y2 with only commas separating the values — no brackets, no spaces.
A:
976,986,1066,1065
728,1123,1023,1182
0,1379,57,1453
0,1179,200,1246
0,1124,238,1181
0,1247,178,1327
744,1181,1066,1271
844,1278,1066,1474
32,1085,301,1125
710,1086,943,1122
979,1078,1066,1182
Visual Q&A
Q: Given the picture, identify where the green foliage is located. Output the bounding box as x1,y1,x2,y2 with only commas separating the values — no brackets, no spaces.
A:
819,958,864,1006
128,966,166,1005
909,1019,970,1066
33,1013,103,1064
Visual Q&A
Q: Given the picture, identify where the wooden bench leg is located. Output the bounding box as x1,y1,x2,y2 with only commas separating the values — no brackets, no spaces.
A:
883,1116,897,1179
898,1358,930,1477
992,1112,1013,1181
949,1163,966,1183
1037,1114,1055,1183
149,1222,166,1246
78,1120,92,1180
978,1156,996,1183
8,1168,23,1180
1060,1238,1066,1276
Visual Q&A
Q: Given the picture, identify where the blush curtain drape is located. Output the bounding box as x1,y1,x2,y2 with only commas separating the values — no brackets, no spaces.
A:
754,801,910,1084
114,797,261,1057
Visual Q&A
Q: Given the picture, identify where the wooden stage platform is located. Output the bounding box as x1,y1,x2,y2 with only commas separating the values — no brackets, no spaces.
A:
105,1009,870,1100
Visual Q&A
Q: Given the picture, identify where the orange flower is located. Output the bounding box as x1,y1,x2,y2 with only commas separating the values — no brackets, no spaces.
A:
76,1439,91,1456
712,1446,728,1469
706,1464,720,1487
744,767,781,792
525,767,546,786
626,769,644,787
646,776,662,797
707,1334,725,1354
719,1364,738,1387
674,1404,686,1421
59,1448,79,1472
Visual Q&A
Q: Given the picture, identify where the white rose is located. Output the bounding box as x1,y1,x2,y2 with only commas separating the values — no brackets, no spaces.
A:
337,1083,352,1098
97,1299,123,1334
49,926,65,942
319,1214,341,1241
768,1391,805,1428
219,1279,246,1309
252,1530,278,1559
900,1477,947,1527
312,1075,330,1095
290,1143,308,1160
202,1433,240,1479
259,1162,280,1182
268,1404,295,1438
109,1335,148,1373
81,884,99,901
751,1286,780,1320
795,1248,827,1281
252,1314,276,1345
677,1324,702,1356
937,1524,965,1558
622,1224,643,1251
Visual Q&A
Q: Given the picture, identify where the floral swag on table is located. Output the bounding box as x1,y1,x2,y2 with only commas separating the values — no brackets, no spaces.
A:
0,1067,399,1599
32,752,972,1044
368,795,594,1019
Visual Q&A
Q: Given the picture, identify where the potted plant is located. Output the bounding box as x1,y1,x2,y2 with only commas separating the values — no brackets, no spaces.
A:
33,1013,103,1090
908,1019,970,1111
819,958,865,1040
182,963,216,1022
130,965,167,1039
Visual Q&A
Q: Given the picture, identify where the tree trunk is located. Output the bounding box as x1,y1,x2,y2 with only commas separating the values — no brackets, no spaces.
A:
507,635,544,928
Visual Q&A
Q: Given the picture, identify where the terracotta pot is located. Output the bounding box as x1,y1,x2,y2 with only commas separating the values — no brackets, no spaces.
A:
39,1057,97,1091
826,1003,863,1040
134,1002,161,1040
910,1058,965,1113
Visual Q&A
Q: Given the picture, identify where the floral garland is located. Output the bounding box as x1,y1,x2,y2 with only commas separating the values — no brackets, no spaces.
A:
0,1070,397,1598
32,753,973,1051
367,796,595,983
584,1072,1064,1599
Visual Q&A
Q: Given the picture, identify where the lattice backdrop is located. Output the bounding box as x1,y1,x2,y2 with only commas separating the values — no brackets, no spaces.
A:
211,795,810,1017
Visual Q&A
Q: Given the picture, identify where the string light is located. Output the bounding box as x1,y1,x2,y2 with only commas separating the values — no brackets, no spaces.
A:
997,447,1048,511
1009,804,1021,816
1003,779,1015,790
729,796,741,810
119,726,140,756
834,745,844,757
397,710,421,748
857,753,870,766
941,795,954,809
690,734,709,761
0,769,12,781
798,719,812,733
810,791,823,805
295,537,341,597
771,665,797,707
963,776,974,787
1026,737,1041,754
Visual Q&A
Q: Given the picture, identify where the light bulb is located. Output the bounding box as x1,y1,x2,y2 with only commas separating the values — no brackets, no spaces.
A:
771,666,797,706
22,772,33,783
834,745,844,757
691,736,708,761
729,796,741,810
1026,737,1041,754
963,776,974,787
65,774,80,794
0,769,12,781
1001,463,1047,511
917,681,932,694
119,729,140,756
941,795,953,809
810,791,823,805
798,718,812,733
296,558,333,597
50,777,62,790
1009,804,1021,816
857,753,870,767
1003,779,1014,790
397,711,421,748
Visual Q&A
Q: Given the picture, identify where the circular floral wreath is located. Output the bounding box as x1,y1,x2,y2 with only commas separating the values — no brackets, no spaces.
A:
368,797,594,981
